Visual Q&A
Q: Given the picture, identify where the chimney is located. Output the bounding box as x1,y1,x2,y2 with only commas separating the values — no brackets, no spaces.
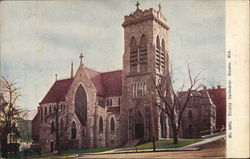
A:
217,85,221,89
203,85,207,90
55,74,58,81
71,62,74,78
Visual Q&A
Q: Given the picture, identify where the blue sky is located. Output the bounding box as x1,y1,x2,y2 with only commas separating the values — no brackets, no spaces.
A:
0,0,225,119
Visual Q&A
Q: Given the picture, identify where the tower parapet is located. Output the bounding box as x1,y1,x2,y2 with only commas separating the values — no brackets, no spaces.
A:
122,8,169,30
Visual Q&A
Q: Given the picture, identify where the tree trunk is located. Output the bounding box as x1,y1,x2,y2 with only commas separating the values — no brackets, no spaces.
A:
173,128,178,144
1,133,8,158
171,119,179,144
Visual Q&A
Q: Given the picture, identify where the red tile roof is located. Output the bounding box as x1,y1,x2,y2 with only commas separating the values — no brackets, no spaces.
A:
85,68,122,97
102,70,122,97
40,78,74,104
40,67,122,104
32,111,40,142
85,67,104,96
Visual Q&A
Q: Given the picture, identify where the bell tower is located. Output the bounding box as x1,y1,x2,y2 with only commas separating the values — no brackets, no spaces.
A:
120,2,170,143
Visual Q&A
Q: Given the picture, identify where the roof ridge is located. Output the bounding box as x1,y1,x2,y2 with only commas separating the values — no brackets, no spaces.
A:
85,66,122,74
56,78,74,81
101,69,123,74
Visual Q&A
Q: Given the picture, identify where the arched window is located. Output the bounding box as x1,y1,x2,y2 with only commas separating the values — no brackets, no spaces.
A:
75,85,87,124
130,37,138,72
139,34,148,72
60,104,64,111
107,99,110,106
156,36,161,50
71,121,77,139
51,121,55,134
188,110,192,120
45,106,47,115
110,99,112,106
49,105,52,114
160,39,166,71
99,116,103,133
110,117,115,132
40,107,43,122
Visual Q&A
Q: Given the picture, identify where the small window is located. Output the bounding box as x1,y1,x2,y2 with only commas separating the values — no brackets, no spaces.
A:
60,104,64,111
99,116,103,133
110,99,112,106
40,107,43,122
107,99,110,106
45,107,47,115
110,117,115,132
53,105,57,111
49,105,52,114
71,121,77,139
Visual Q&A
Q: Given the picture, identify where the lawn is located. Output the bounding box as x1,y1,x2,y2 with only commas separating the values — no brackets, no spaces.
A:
8,140,202,158
133,139,203,150
9,146,118,158
59,147,115,154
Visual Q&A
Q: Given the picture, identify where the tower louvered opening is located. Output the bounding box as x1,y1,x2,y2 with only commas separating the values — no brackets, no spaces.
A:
139,35,148,72
130,37,138,72
155,36,166,74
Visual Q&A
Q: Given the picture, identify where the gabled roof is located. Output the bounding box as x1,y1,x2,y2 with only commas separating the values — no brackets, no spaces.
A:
40,78,74,104
85,68,122,97
84,67,104,96
102,70,122,97
40,67,122,104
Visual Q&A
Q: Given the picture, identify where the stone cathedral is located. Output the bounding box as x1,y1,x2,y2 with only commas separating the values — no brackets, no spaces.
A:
32,4,218,153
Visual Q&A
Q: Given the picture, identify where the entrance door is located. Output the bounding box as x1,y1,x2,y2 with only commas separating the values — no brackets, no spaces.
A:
187,124,193,138
135,112,144,139
135,123,144,139
50,141,54,152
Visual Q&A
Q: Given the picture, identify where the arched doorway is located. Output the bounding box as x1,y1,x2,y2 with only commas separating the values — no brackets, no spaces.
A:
187,124,193,138
160,112,166,138
135,111,144,139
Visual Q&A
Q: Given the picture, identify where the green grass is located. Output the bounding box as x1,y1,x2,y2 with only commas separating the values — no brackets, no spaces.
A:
59,147,114,155
134,139,203,150
7,147,116,158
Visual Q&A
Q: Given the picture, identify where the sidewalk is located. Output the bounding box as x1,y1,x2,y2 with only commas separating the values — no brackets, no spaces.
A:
182,134,226,149
80,134,226,155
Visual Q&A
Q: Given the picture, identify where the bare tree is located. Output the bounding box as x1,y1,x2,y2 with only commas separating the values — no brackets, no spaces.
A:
152,66,201,144
45,97,70,153
0,76,28,158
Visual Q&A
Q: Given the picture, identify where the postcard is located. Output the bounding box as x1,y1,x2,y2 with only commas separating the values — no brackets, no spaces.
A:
0,0,249,158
